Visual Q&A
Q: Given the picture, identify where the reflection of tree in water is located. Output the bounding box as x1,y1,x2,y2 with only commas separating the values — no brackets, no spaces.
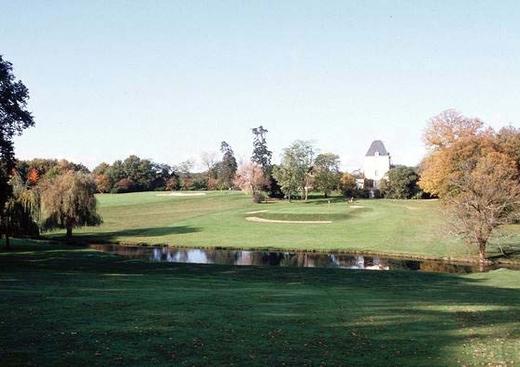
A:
419,261,476,273
93,244,509,273
327,255,393,270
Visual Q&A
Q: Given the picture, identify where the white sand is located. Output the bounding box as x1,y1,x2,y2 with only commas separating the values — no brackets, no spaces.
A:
349,205,365,209
245,216,332,224
245,210,268,214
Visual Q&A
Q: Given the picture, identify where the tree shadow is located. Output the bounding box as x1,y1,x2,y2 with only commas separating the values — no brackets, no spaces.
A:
45,225,201,244
1,242,519,366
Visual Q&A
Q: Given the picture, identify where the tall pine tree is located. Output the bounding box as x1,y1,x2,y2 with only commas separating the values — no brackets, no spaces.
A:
219,141,238,189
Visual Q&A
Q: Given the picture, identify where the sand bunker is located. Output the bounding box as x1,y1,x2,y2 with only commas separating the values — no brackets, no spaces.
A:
349,205,365,209
246,216,332,224
157,192,207,197
245,210,269,214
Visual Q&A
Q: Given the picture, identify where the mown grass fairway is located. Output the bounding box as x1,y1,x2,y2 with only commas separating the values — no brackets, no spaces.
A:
1,240,519,366
61,191,520,262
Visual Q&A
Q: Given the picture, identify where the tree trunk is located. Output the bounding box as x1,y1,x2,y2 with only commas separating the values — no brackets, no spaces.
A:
5,233,10,250
478,240,487,265
66,226,73,241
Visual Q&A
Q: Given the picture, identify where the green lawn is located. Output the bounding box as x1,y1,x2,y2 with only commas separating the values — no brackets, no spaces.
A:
1,240,519,366
53,191,520,262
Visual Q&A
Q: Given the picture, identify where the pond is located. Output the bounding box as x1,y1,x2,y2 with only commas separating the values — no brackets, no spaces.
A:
89,244,519,273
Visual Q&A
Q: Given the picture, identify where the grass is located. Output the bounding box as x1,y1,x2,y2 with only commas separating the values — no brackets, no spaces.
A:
1,239,519,366
51,191,520,262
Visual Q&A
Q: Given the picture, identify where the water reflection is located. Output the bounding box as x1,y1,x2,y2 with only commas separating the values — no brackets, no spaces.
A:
86,244,517,274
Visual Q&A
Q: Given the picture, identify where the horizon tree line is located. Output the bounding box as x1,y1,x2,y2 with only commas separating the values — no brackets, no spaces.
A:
2,54,520,263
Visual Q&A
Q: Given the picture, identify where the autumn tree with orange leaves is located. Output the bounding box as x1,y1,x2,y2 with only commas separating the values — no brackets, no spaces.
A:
419,110,520,264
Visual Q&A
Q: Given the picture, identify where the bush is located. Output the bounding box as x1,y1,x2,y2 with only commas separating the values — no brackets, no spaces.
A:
113,178,135,193
252,191,267,203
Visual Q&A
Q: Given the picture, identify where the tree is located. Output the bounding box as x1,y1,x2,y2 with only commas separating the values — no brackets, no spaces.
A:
94,174,112,193
150,163,174,191
201,151,218,187
313,153,340,198
39,171,102,240
175,160,194,190
340,172,357,197
113,178,135,193
272,140,315,201
419,110,520,263
423,109,485,149
233,162,268,196
3,173,40,247
445,152,520,264
496,126,520,176
219,141,238,189
251,126,272,171
0,55,35,247
419,111,494,197
121,155,155,191
93,162,113,193
381,166,419,199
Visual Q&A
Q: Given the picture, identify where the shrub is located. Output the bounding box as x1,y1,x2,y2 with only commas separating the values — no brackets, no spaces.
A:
252,191,267,203
113,178,135,193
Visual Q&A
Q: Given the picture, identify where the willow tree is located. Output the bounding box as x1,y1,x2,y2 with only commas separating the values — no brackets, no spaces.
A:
3,173,40,248
40,171,102,240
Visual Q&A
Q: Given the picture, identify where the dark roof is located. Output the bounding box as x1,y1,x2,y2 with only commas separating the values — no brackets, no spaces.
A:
365,140,389,156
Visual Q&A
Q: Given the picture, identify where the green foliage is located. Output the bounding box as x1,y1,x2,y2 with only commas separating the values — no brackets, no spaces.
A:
2,173,40,238
94,156,177,193
381,165,420,199
251,126,272,171
272,140,315,200
313,153,340,197
39,171,102,238
0,55,35,242
252,191,267,203
218,141,238,189
339,172,357,197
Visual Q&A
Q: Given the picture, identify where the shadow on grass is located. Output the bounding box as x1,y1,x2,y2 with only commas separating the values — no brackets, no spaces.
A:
45,225,201,245
1,241,519,366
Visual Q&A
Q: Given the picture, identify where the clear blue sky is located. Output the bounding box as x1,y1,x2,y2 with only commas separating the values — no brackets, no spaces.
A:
2,1,519,171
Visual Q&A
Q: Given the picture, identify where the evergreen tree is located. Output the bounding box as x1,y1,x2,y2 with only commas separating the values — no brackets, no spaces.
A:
251,126,272,172
219,141,238,189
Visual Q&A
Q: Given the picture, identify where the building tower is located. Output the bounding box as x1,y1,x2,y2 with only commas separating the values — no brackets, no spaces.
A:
363,140,390,189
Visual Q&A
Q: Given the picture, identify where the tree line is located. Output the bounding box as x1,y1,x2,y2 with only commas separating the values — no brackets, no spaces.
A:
2,54,519,263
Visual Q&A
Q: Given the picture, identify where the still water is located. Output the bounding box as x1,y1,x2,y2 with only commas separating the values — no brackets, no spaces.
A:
90,244,518,273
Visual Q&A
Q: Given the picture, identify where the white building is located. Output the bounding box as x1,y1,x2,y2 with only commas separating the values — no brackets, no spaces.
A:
363,140,391,188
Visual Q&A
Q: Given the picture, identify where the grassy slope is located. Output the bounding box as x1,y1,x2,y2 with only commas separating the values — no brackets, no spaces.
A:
1,240,519,366
61,191,520,261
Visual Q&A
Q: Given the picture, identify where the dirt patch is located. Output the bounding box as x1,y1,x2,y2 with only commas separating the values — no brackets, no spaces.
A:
246,216,332,224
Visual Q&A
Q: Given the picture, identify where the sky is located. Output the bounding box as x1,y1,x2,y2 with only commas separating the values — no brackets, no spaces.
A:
1,0,519,171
